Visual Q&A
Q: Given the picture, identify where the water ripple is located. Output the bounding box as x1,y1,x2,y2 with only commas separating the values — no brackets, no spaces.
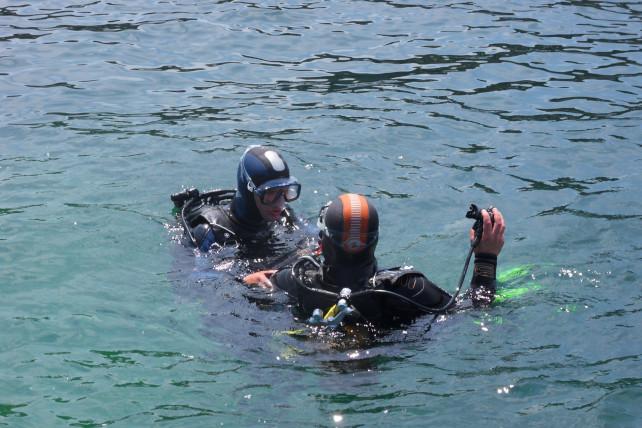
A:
536,205,642,220
2,0,641,426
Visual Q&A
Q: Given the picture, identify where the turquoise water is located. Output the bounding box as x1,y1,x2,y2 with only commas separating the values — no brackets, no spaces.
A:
1,1,641,426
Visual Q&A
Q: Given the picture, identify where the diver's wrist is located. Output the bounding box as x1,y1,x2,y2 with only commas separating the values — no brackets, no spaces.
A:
473,253,497,279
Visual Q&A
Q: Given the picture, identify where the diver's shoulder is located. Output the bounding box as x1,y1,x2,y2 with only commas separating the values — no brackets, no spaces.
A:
370,266,424,287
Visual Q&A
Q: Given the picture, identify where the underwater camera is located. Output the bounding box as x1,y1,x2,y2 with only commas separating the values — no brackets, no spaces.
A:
171,188,199,208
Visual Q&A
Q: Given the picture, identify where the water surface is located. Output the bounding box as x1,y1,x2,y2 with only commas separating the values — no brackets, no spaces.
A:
1,1,641,426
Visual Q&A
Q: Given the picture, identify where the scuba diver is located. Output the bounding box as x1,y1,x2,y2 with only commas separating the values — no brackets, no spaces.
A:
170,145,303,252
243,193,505,326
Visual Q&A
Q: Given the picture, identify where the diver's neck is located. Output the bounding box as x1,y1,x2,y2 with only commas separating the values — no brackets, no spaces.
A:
322,258,377,290
230,198,268,229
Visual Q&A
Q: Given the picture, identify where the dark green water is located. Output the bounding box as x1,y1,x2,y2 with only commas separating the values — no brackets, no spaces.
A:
1,1,641,426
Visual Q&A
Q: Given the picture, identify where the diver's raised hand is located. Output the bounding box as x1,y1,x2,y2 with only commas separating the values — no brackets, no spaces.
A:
243,270,277,289
469,207,505,256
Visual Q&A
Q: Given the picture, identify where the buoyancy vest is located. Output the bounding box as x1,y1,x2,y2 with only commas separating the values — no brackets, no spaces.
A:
176,188,296,248
286,257,452,325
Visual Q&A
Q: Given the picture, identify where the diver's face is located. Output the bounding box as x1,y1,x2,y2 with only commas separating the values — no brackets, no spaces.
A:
254,191,286,221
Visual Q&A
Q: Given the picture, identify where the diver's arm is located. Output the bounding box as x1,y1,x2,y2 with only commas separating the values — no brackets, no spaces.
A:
243,269,276,289
469,208,505,305
243,267,299,294
470,253,497,305
393,274,452,308
270,268,299,294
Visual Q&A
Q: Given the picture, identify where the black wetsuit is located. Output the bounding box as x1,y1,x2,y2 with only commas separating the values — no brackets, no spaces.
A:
177,189,296,252
271,253,498,326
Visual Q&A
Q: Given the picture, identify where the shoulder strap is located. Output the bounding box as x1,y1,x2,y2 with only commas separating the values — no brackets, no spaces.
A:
198,206,237,240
